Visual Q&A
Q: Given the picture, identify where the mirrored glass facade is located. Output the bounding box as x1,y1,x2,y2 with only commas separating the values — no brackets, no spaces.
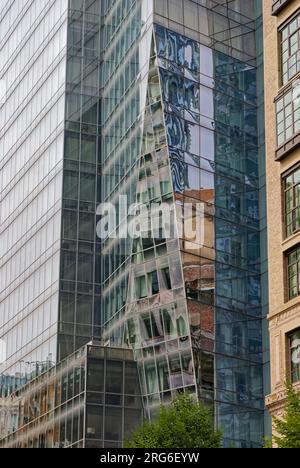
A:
58,0,102,362
0,344,143,448
0,0,103,394
0,0,69,388
0,0,267,449
102,0,266,448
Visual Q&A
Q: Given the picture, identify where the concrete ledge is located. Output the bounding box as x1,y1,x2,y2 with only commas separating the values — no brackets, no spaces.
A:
272,0,294,16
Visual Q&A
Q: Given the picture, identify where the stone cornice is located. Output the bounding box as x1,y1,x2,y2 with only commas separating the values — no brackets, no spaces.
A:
269,303,300,329
266,382,300,413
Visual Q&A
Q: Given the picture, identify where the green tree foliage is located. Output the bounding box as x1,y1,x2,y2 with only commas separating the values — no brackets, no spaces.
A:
125,394,222,449
272,383,300,449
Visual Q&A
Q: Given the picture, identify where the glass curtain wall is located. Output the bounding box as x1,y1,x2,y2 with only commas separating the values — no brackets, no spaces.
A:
103,0,265,448
0,0,267,449
58,0,102,361
0,345,143,448
154,0,265,447
0,0,69,394
100,0,154,335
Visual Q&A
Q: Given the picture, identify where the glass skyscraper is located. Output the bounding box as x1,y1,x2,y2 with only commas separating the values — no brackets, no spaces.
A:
0,0,69,386
101,0,267,448
0,0,268,448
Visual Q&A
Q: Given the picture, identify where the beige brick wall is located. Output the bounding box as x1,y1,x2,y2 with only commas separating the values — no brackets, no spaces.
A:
264,0,300,416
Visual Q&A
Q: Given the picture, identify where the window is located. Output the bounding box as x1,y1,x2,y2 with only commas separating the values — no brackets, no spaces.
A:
276,87,300,146
106,361,123,394
284,167,300,237
77,254,93,284
272,0,294,16
287,247,300,300
79,212,95,241
59,292,75,324
76,294,92,325
63,170,79,200
280,12,300,85
86,406,103,440
104,408,122,442
65,131,80,160
61,252,76,282
87,359,104,393
150,271,159,295
81,135,96,163
80,173,95,202
161,268,172,290
290,330,300,384
135,275,147,299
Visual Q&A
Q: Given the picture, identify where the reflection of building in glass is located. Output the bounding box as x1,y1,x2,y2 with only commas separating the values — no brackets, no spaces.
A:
0,344,143,448
290,330,300,384
0,0,268,448
102,2,267,448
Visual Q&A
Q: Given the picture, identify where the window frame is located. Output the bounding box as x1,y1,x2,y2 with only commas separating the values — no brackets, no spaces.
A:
283,164,300,238
275,83,300,149
286,245,300,301
279,9,300,86
288,329,300,384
